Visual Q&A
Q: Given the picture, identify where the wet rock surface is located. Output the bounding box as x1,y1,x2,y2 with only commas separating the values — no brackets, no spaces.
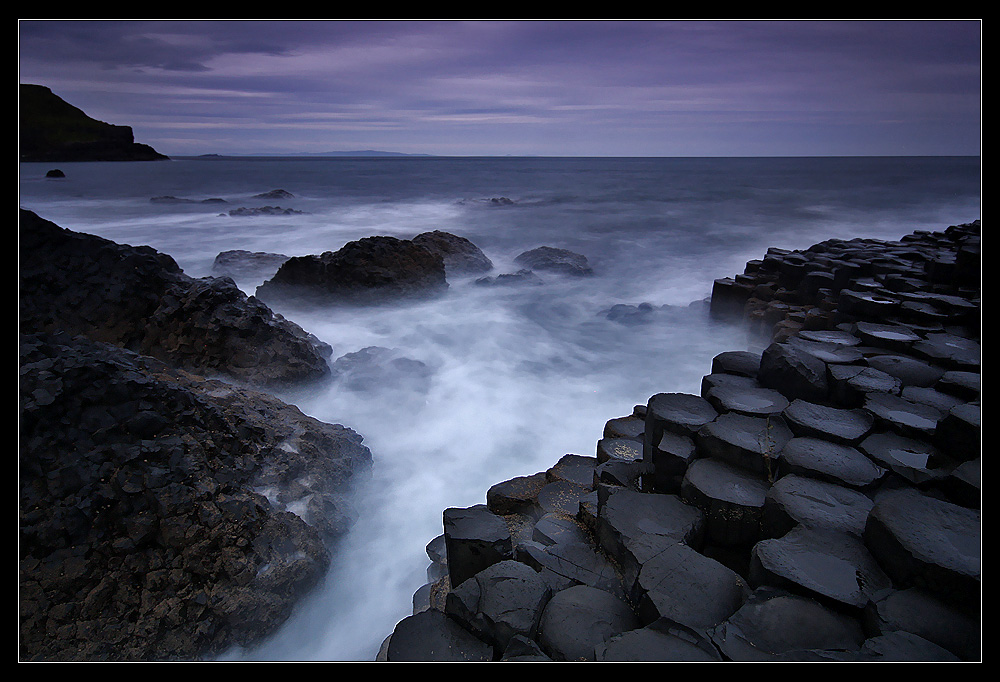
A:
19,332,372,661
19,212,374,660
255,235,449,306
19,209,330,389
383,220,981,662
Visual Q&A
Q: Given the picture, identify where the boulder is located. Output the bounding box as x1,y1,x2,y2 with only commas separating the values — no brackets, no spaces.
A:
211,249,290,283
757,341,830,403
513,246,594,276
255,235,448,306
442,505,514,588
411,230,494,275
385,610,493,662
445,559,551,651
537,584,638,661
474,269,544,287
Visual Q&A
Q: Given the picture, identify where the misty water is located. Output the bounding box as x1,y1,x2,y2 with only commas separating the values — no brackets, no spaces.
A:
19,155,980,660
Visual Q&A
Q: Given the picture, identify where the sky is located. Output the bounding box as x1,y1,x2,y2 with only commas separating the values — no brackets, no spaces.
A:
17,19,982,158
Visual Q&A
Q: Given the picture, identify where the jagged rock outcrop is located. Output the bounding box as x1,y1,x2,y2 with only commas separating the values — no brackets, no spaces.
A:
382,220,981,662
18,211,374,661
19,332,372,661
19,209,330,389
19,84,168,162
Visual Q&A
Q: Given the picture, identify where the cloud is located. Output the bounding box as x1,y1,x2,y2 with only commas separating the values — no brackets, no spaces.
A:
18,19,981,157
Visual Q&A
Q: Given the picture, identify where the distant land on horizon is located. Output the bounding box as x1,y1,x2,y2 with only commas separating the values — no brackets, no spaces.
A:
189,151,980,160
195,150,436,158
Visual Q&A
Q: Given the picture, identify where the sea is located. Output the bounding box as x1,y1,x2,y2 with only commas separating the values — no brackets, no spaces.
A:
18,155,981,661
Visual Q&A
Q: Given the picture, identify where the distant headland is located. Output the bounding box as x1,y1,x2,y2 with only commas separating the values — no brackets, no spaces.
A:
19,84,169,163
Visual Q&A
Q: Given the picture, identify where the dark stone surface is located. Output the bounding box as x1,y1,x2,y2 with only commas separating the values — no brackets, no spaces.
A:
384,609,493,661
513,246,594,276
411,230,494,275
255,235,448,306
385,220,981,662
20,210,331,389
19,332,371,661
443,504,514,588
537,584,638,661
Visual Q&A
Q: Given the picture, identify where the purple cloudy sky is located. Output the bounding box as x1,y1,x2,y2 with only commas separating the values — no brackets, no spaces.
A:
18,19,981,157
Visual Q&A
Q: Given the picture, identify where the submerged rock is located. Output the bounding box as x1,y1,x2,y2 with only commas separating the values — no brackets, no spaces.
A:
513,246,594,276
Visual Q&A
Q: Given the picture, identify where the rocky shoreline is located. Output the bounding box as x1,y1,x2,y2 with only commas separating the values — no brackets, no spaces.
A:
19,206,981,662
378,220,981,662
19,209,372,661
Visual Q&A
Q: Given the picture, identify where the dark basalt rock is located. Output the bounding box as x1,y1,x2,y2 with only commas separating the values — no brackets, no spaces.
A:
711,350,763,377
783,398,875,445
151,195,228,205
513,246,594,276
253,189,295,200
227,205,305,216
595,619,723,661
864,587,981,661
328,346,432,394
633,541,750,629
384,220,981,662
255,235,448,306
595,487,705,588
866,353,947,388
749,525,894,611
537,584,639,661
757,341,830,403
680,458,771,548
707,587,866,661
863,392,944,440
411,230,494,275
702,379,789,417
212,249,290,283
863,487,981,610
694,412,792,477
777,437,887,490
443,505,514,588
19,332,372,661
384,609,493,661
19,210,330,389
762,474,875,538
445,559,551,652
828,364,902,407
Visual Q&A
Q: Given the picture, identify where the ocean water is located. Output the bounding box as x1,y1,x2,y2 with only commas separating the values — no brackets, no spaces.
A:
18,155,980,660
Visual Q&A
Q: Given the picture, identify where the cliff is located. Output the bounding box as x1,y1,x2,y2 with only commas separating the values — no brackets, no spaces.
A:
19,84,169,162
